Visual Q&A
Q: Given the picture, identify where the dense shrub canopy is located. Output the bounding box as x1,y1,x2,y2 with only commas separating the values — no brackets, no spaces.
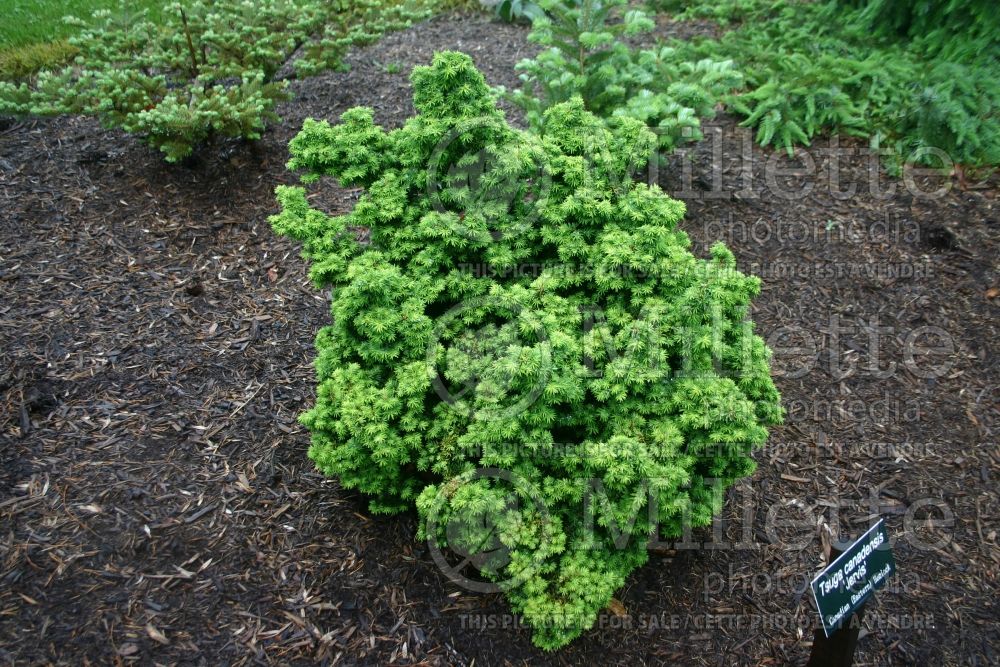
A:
271,52,782,649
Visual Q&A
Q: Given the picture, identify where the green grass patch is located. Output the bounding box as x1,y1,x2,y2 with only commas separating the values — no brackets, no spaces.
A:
0,0,166,79
0,40,78,79
0,0,165,48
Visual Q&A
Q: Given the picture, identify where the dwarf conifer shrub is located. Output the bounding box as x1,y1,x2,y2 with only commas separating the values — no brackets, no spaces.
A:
506,0,655,124
0,0,428,162
271,52,782,649
506,0,741,154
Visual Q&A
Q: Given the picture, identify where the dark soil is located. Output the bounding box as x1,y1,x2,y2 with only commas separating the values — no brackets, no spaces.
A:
1,13,998,667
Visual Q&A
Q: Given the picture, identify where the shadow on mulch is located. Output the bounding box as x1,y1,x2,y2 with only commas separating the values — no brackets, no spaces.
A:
1,12,998,667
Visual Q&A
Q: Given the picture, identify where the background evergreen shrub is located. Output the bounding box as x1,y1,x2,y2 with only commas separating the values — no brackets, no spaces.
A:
0,0,429,162
271,52,782,649
505,0,742,154
655,0,1000,170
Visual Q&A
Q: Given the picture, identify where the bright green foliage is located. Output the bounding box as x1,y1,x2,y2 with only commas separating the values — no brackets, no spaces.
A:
611,47,742,151
0,0,429,162
271,52,781,649
659,0,1000,168
506,0,741,153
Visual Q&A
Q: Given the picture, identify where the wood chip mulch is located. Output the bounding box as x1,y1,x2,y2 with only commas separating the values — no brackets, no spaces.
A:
1,13,998,667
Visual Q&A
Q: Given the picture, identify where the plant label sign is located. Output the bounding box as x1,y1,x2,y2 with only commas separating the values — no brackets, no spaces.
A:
810,519,895,637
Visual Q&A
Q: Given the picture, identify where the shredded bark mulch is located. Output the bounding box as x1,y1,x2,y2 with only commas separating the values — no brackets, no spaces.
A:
1,13,997,667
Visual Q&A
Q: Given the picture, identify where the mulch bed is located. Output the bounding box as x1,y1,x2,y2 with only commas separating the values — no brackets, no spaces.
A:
1,12,998,666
